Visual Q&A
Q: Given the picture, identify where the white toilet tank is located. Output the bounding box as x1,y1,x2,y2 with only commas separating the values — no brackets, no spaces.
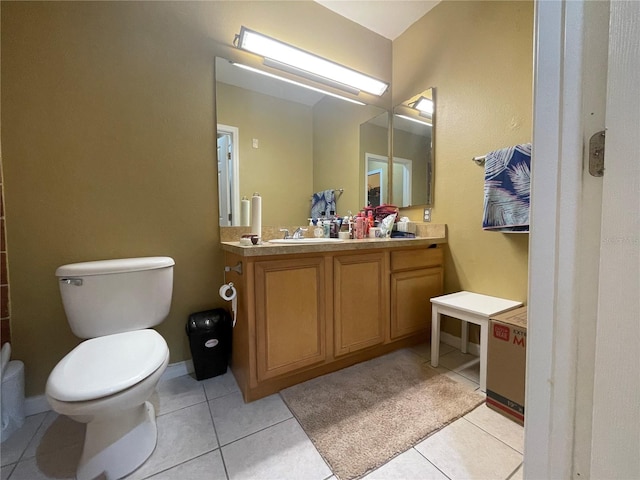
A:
55,257,175,339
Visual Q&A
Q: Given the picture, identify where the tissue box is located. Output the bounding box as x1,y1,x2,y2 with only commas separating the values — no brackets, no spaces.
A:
486,307,527,425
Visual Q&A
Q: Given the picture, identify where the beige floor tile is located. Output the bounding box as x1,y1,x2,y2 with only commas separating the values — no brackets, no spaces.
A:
152,374,207,416
0,413,47,466
464,404,524,453
415,418,522,480
147,450,227,479
201,371,241,400
22,411,84,460
1,464,15,480
209,391,292,446
411,341,456,361
509,463,523,480
221,417,331,480
6,443,81,480
437,350,480,383
361,448,448,480
429,364,480,391
127,402,218,480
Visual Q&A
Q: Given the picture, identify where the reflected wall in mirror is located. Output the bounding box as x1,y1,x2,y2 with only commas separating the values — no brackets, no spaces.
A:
360,112,390,208
392,88,435,207
215,57,387,226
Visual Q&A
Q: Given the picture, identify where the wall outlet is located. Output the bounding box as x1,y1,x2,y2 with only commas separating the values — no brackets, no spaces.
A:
423,208,432,222
252,138,259,149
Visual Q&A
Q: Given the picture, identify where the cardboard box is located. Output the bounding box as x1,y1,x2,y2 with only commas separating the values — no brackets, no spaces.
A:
486,306,527,425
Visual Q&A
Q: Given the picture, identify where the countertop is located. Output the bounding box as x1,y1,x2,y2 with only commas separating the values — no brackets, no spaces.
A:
221,233,446,257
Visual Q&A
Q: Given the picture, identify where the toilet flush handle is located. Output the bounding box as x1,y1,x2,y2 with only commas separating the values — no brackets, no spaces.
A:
60,278,83,286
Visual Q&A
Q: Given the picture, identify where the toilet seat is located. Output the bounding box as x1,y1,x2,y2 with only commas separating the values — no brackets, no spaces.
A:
47,329,168,402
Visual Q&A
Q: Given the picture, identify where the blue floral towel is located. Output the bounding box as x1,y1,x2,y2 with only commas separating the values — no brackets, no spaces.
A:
311,189,336,219
482,143,531,232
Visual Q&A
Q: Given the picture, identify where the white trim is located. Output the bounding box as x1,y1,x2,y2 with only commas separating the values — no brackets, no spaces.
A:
217,124,240,226
527,1,588,477
24,360,195,417
25,395,50,417
392,156,412,207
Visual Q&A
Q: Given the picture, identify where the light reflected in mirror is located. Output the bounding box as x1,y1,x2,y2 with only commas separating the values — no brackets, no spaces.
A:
215,57,387,226
392,88,435,207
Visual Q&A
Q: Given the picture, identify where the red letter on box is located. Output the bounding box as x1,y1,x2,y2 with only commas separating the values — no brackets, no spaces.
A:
513,336,526,347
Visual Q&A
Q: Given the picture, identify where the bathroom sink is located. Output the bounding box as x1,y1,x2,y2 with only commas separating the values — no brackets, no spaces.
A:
268,238,345,244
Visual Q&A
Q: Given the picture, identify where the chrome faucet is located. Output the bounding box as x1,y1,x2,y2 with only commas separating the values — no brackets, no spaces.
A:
279,228,291,239
292,227,308,239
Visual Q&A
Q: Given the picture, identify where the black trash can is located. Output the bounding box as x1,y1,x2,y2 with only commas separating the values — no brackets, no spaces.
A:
186,308,232,380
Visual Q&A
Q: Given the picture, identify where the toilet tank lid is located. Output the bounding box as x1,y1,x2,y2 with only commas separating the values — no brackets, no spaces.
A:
56,257,175,277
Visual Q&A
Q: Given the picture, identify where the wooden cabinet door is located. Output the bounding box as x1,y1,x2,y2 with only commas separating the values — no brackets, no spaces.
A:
255,257,326,381
390,266,443,339
334,252,387,356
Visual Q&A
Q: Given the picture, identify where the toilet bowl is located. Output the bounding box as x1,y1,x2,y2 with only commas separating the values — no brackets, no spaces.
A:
46,257,174,480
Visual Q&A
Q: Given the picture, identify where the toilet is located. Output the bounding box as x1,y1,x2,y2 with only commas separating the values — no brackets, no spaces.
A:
46,256,174,480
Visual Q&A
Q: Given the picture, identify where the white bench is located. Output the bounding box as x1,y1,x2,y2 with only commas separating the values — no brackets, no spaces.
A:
430,291,523,392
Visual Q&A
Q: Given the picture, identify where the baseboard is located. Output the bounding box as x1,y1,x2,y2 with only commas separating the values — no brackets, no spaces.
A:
159,359,194,381
24,359,195,417
439,331,481,357
25,395,50,417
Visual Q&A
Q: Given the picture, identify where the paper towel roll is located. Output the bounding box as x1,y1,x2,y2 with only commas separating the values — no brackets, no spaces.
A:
219,283,238,327
240,196,250,226
250,193,262,236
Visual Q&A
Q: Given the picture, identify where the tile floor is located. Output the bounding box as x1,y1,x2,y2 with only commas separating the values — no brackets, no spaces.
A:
1,342,524,480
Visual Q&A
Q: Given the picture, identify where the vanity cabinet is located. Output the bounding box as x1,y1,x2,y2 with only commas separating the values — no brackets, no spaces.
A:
254,256,327,381
390,248,444,339
222,241,444,402
333,252,387,356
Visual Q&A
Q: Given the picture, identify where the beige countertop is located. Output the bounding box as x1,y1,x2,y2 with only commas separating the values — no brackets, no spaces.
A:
221,224,447,257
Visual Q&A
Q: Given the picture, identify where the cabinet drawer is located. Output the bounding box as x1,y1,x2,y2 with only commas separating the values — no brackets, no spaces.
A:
391,247,443,271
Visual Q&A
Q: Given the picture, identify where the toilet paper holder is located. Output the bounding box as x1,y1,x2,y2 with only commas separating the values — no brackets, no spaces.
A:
223,262,243,284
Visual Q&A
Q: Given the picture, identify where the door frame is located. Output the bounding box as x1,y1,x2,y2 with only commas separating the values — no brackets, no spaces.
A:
526,0,640,478
526,0,599,477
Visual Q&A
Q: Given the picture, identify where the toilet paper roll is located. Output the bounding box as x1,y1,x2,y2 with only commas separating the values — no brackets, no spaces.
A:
240,197,250,227
219,283,238,327
250,193,262,237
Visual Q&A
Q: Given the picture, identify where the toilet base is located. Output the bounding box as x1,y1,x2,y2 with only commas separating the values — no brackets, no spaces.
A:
77,401,157,480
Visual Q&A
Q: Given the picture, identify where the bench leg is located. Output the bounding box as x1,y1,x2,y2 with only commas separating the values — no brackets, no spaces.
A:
431,306,441,367
479,321,488,392
461,320,469,353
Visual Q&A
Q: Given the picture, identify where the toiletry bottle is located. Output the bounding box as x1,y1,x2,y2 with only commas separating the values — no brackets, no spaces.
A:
355,215,364,239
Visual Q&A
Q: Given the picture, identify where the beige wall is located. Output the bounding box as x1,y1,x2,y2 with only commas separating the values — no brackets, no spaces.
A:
394,1,532,297
314,100,387,215
393,0,533,337
1,1,391,396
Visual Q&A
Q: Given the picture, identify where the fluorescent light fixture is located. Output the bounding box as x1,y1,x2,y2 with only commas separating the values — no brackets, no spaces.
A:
395,114,432,127
236,26,388,97
413,96,434,115
231,62,366,106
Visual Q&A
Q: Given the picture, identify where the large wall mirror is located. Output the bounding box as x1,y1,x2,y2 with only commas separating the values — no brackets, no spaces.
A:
392,88,435,207
215,57,387,226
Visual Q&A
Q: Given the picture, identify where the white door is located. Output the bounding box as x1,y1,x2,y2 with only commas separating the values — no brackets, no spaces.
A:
526,1,639,478
589,1,639,477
